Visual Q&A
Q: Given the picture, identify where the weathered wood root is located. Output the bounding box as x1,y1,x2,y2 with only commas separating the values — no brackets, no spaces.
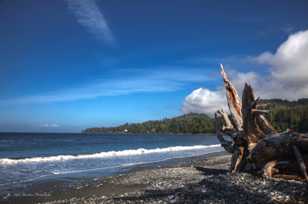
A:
215,65,308,181
293,145,308,181
220,64,243,131
231,146,245,173
215,110,234,154
263,161,279,177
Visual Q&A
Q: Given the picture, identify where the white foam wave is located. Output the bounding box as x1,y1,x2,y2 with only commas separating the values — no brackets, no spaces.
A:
0,144,221,166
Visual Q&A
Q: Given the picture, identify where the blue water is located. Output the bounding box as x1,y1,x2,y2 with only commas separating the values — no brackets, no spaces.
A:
0,133,222,189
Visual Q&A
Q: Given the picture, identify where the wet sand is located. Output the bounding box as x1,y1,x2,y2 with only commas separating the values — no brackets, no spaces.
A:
1,151,307,204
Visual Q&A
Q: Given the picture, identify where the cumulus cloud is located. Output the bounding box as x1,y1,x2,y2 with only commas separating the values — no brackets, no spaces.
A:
182,88,227,115
66,0,115,45
255,30,308,99
183,29,308,114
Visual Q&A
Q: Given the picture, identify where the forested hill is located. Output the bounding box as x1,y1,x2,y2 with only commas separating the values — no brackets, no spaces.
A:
84,98,308,134
83,113,215,134
264,98,308,132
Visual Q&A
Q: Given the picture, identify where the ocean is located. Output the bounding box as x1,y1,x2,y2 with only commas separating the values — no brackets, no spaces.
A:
0,133,222,191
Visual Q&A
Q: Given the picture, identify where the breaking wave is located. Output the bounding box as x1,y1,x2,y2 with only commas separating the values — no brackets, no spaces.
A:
0,144,221,166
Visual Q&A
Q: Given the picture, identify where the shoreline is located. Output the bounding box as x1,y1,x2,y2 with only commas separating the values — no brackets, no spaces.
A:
1,151,307,204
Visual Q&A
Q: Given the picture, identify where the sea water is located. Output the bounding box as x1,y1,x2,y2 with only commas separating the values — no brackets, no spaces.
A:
0,133,222,190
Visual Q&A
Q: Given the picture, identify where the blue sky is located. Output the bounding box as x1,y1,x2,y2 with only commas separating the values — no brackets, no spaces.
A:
1,0,308,132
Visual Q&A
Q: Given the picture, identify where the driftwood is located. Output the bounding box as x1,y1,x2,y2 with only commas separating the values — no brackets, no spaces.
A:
216,65,308,181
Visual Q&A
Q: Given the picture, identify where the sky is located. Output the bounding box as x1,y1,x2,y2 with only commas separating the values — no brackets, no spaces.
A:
1,0,308,132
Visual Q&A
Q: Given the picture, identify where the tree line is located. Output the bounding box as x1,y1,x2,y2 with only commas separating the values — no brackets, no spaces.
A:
264,98,308,132
84,98,308,134
83,113,215,134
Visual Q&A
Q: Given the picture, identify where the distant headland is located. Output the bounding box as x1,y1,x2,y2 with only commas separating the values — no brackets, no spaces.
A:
83,113,215,134
84,98,308,134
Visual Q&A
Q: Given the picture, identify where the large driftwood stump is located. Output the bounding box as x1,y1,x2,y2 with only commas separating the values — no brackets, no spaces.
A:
216,65,308,181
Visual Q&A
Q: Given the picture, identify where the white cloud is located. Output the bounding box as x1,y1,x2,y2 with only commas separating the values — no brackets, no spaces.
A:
183,29,308,114
255,29,308,99
182,88,227,115
66,0,115,45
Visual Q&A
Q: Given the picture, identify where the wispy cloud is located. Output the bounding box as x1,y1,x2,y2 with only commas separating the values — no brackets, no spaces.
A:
0,67,212,105
66,0,115,45
42,123,60,128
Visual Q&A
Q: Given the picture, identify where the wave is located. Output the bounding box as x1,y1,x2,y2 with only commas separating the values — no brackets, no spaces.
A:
0,144,221,166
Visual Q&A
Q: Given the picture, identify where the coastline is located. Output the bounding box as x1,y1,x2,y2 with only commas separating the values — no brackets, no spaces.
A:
1,151,307,204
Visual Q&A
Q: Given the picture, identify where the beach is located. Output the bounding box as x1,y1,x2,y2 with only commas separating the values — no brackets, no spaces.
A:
1,151,307,204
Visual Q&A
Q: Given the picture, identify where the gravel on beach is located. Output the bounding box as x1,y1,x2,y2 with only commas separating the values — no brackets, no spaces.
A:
1,152,307,204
